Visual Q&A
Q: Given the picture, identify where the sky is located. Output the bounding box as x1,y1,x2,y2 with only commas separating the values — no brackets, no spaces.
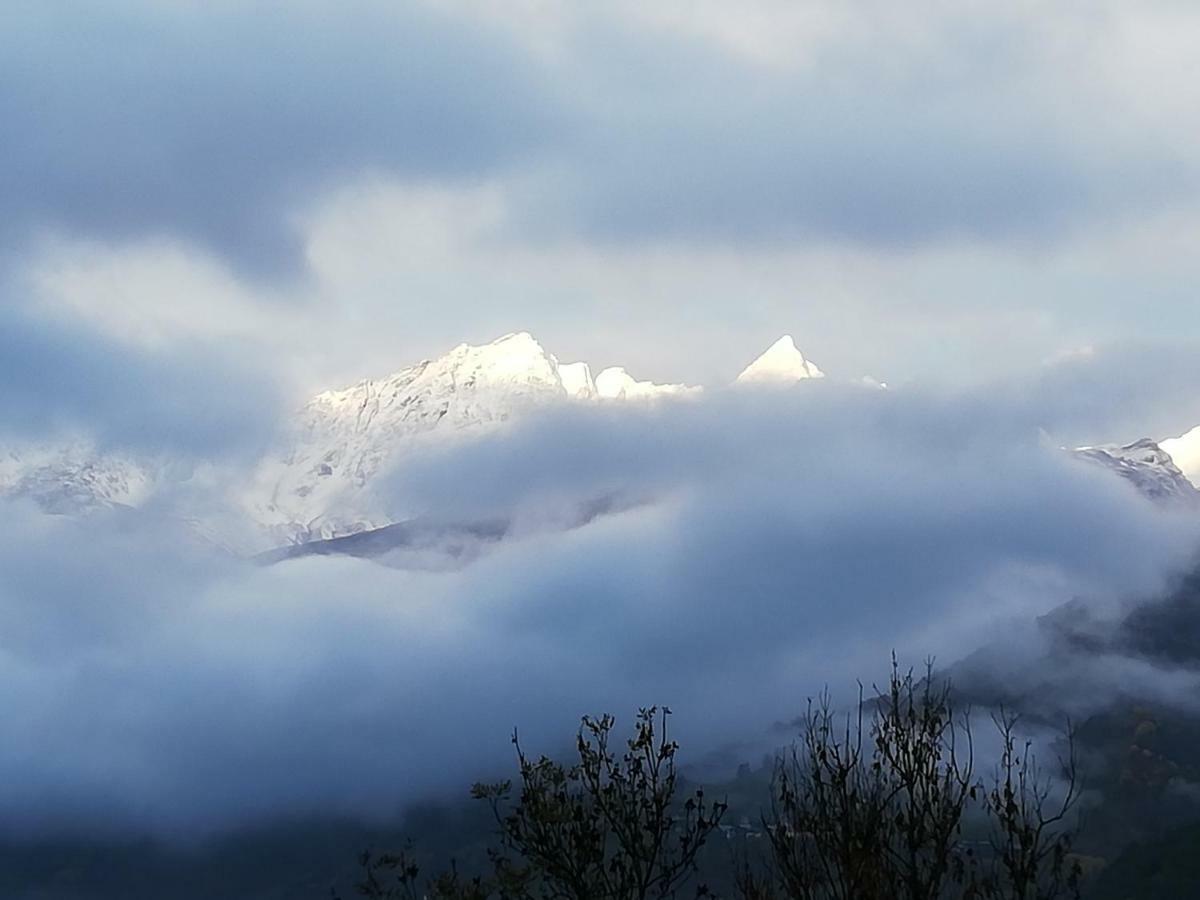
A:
5,0,1200,846
4,0,1200,408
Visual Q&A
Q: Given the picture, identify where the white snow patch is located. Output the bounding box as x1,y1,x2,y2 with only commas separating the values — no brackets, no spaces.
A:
1162,424,1200,487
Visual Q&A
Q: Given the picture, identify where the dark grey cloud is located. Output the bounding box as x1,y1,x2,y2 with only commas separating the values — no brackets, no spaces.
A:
1,2,1191,280
0,1,559,275
513,11,1191,248
969,341,1200,448
0,304,280,455
0,381,1195,837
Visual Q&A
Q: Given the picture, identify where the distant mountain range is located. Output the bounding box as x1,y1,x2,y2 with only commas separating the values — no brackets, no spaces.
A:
2,331,1197,559
0,333,821,551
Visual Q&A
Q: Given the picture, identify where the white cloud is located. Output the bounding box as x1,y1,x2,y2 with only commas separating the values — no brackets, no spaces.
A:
25,235,278,349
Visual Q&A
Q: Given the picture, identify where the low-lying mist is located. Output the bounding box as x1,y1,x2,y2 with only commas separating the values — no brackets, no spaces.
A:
2,381,1198,839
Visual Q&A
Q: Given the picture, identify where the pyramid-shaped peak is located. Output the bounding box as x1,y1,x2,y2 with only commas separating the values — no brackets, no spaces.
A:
736,335,824,384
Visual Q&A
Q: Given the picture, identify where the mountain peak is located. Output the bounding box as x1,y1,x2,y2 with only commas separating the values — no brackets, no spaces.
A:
458,330,548,362
736,335,824,384
1074,439,1200,505
595,366,697,400
435,331,561,385
490,331,541,350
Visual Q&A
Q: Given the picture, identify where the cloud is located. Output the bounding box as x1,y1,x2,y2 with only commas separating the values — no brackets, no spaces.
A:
0,302,281,456
519,11,1183,248
0,1,558,276
0,382,1196,837
1,0,1199,841
977,341,1200,447
2,0,1196,282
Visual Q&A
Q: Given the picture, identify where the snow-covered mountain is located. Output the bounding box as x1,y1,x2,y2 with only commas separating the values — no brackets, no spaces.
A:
0,442,157,515
0,331,771,549
1074,439,1200,505
736,335,824,384
9,328,1196,561
244,332,700,544
244,332,832,546
594,366,697,400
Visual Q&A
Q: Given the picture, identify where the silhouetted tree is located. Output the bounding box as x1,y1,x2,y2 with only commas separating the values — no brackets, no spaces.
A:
347,662,1081,900
349,707,725,899
738,661,1081,900
982,711,1081,900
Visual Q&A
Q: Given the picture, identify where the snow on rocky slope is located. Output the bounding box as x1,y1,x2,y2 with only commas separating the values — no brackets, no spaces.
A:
247,332,828,548
0,442,157,515
594,366,698,400
0,331,725,548
16,328,1194,559
244,332,700,545
1074,439,1200,506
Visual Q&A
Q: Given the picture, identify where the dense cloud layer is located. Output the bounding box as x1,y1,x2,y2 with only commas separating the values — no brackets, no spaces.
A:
4,2,1200,393
1,1,1195,276
2,384,1197,838
0,2,556,275
989,341,1200,447
516,5,1186,248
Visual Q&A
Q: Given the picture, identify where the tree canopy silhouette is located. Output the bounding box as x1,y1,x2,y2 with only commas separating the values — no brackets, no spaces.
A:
346,662,1081,900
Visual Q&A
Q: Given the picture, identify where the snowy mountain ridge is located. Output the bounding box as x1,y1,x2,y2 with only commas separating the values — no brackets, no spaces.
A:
0,331,740,545
1074,439,1200,506
245,332,703,544
6,330,1200,558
